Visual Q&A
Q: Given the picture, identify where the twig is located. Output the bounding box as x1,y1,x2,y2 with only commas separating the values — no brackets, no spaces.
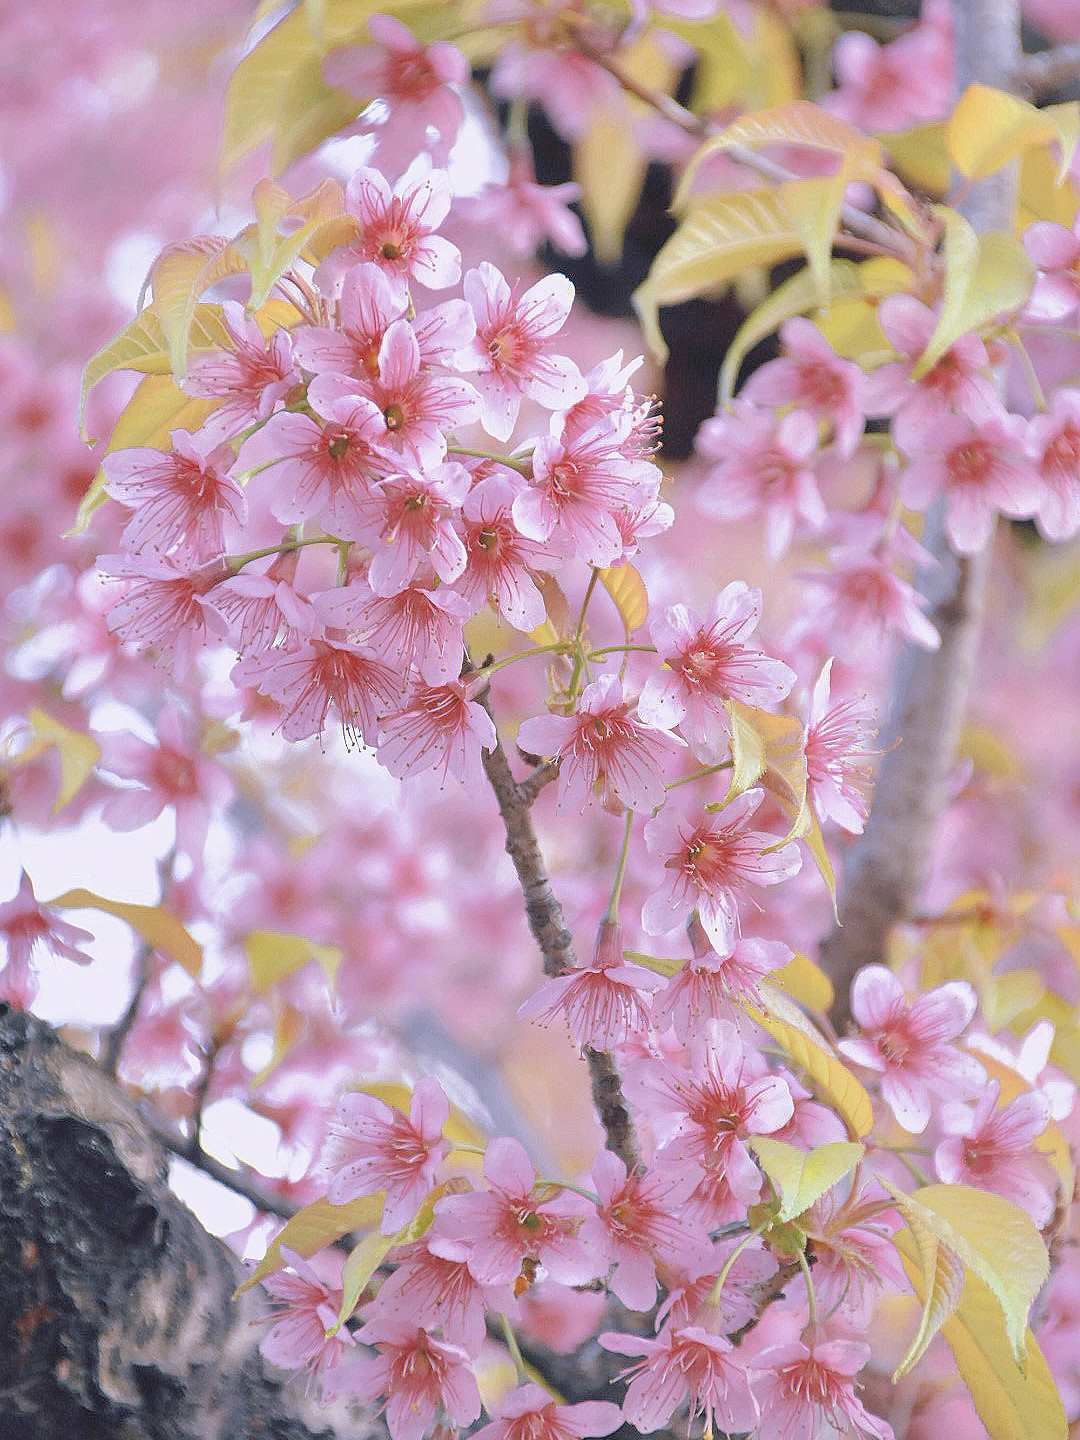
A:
1015,41,1080,97
100,940,153,1078
143,1110,302,1222
821,0,1019,1028
480,725,640,1170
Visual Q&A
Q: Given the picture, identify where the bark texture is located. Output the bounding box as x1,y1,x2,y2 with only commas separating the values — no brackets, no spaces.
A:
0,1005,370,1440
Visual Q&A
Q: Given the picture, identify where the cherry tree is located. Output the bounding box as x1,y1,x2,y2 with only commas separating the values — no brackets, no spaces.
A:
5,3,1080,1440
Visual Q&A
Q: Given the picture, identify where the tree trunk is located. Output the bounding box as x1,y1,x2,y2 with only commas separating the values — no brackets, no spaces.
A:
0,1005,370,1440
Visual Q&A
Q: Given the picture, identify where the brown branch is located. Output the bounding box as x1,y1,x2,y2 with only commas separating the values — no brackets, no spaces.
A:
1015,41,1080,98
100,939,153,1078
481,729,640,1170
142,1110,303,1222
822,0,1019,1028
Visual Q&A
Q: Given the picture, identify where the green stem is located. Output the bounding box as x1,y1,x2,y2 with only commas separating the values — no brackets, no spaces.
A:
605,811,634,922
499,1312,530,1382
226,535,341,572
797,1247,818,1327
448,444,532,475
664,759,734,791
587,644,659,658
707,1224,767,1308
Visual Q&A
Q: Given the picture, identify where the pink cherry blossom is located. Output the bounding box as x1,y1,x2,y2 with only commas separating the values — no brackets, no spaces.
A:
322,1075,449,1233
365,1238,512,1355
642,790,801,954
323,15,468,166
461,146,588,259
741,317,867,456
804,661,878,834
292,262,407,379
235,396,387,535
600,1323,760,1436
429,1135,595,1289
801,1192,907,1326
258,1247,354,1382
455,470,549,631
696,403,825,559
320,579,469,683
377,679,497,787
753,1337,893,1440
1023,216,1080,322
516,674,683,814
473,1383,621,1440
561,351,662,458
1025,388,1080,540
99,551,226,679
104,430,245,562
327,160,461,302
639,584,795,759
185,300,298,443
457,262,586,442
0,871,93,1009
933,1078,1057,1226
825,0,952,132
837,965,983,1132
899,411,1040,554
201,568,316,656
866,294,1001,452
517,918,663,1049
234,634,403,747
514,414,659,567
801,544,940,656
578,1149,709,1309
653,933,793,1042
325,1319,481,1440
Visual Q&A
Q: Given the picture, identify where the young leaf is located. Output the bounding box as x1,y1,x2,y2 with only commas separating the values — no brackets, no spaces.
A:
598,563,648,634
238,177,344,310
752,1000,875,1138
13,709,101,811
724,702,766,802
913,212,1034,380
46,889,203,978
895,1185,1050,1361
237,1193,384,1291
245,929,343,993
144,237,248,379
633,187,805,361
893,1206,965,1379
333,1229,395,1329
771,951,834,1015
896,1235,1067,1440
947,85,1079,185
749,1135,863,1221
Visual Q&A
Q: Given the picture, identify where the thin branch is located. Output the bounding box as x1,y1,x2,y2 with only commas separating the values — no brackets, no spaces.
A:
577,36,919,265
143,1110,302,1222
1015,42,1080,98
100,939,153,1078
481,725,640,1170
821,0,1019,1028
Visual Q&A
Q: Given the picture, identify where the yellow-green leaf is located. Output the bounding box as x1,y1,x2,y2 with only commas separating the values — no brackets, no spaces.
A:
896,1185,1049,1361
880,122,952,197
750,1136,863,1221
622,950,686,979
252,1002,305,1087
753,999,875,1138
13,709,101,811
239,177,344,310
334,1229,394,1329
947,84,1079,185
913,213,1035,379
633,187,805,360
598,563,648,634
725,701,766,802
238,1193,384,1291
893,1203,965,1379
145,238,248,378
245,929,343,993
46,889,203,978
896,1235,1066,1440
771,951,834,1015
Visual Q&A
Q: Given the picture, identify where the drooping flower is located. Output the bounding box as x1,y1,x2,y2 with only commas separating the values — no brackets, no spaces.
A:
837,965,983,1133
333,457,470,595
1025,387,1080,541
517,918,662,1050
322,1075,449,1233
0,871,94,1010
516,674,683,814
460,146,588,259
456,262,585,441
752,1337,893,1440
258,1247,354,1383
455,470,549,632
377,679,497,787
642,790,801,954
473,1385,621,1440
639,584,795,760
599,1323,760,1436
803,661,878,835
104,430,246,562
741,317,867,456
99,551,226,679
320,579,469,683
652,933,793,1042
800,544,940,656
234,634,403,747
933,1079,1057,1226
185,300,298,443
325,1319,481,1440
365,1238,513,1355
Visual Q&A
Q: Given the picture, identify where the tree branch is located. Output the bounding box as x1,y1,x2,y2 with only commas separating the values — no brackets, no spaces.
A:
822,0,1019,1028
1015,41,1080,98
481,730,640,1170
0,1004,371,1440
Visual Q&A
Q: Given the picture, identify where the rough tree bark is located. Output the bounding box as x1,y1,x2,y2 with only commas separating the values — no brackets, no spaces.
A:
821,0,1021,1029
0,1005,372,1440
